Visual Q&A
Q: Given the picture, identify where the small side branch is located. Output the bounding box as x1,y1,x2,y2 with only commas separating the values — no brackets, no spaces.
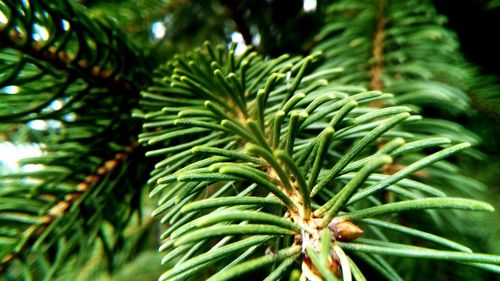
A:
0,141,139,273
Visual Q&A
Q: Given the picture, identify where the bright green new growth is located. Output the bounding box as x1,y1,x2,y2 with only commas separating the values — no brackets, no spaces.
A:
139,36,499,279
134,0,500,280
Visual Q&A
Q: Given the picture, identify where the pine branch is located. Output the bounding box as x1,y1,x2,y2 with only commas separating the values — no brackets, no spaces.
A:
312,0,486,199
0,142,138,273
0,0,147,92
0,1,150,279
314,0,476,115
139,42,500,280
1,1,499,280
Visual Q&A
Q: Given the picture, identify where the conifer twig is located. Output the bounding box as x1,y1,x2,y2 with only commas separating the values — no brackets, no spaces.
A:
370,0,386,95
0,141,139,273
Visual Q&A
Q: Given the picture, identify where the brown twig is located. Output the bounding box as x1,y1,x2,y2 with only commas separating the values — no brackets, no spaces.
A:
221,0,253,46
370,0,386,107
0,141,139,273
0,28,136,92
470,94,500,124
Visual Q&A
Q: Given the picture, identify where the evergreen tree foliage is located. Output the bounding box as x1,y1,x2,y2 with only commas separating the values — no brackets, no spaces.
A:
0,0,499,280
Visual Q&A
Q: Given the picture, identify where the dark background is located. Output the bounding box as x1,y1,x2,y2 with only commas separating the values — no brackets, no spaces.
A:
434,0,500,79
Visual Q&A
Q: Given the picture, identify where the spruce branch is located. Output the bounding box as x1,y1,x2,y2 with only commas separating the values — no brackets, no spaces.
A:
140,42,500,280
0,141,138,273
0,0,147,92
0,1,150,278
1,0,499,280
